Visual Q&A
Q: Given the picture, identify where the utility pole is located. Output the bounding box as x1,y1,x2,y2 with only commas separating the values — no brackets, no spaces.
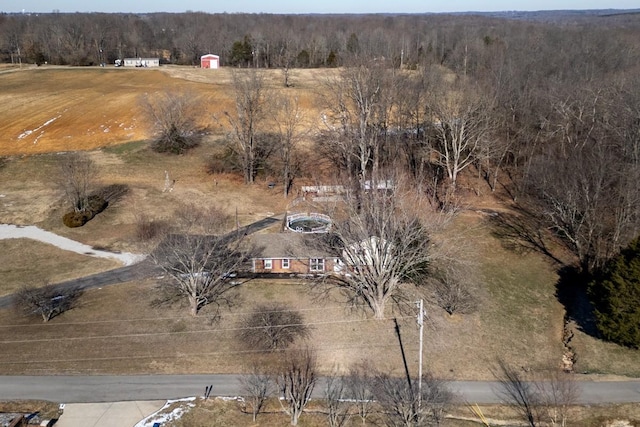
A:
416,299,424,411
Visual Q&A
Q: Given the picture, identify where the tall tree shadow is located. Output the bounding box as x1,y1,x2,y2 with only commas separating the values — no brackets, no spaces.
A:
488,207,598,338
555,266,598,338
488,206,563,265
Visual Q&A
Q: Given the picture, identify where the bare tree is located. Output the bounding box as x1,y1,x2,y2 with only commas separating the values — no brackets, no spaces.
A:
324,367,351,427
274,32,298,87
14,283,82,323
150,204,248,316
493,361,579,427
316,187,434,319
430,261,477,315
373,372,452,427
238,303,310,351
318,60,395,187
58,152,96,213
276,348,318,426
225,69,267,184
535,370,579,427
537,140,640,273
345,361,375,425
240,368,274,422
524,85,640,273
271,93,306,197
142,90,203,154
426,83,494,198
492,359,541,427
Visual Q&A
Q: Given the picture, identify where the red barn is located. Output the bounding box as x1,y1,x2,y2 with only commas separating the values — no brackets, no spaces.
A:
200,54,220,69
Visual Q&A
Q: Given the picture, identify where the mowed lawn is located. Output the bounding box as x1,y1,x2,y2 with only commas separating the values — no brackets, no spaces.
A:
0,67,638,380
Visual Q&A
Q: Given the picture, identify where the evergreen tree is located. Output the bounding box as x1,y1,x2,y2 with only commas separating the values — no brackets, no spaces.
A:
229,35,253,67
589,236,640,348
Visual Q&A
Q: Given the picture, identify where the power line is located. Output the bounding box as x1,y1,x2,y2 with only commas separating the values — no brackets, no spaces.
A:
0,315,415,345
0,303,373,328
0,342,418,366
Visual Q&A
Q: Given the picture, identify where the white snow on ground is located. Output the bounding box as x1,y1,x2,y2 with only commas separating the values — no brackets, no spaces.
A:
17,115,62,140
0,224,145,266
133,397,196,427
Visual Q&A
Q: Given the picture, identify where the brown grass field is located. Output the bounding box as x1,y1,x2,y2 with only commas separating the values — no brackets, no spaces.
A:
0,66,639,425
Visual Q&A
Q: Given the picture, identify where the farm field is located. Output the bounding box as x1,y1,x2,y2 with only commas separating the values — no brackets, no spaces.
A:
0,66,639,384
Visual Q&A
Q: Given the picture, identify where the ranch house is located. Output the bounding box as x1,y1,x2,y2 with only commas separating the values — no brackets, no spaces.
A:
250,233,339,275
200,54,220,69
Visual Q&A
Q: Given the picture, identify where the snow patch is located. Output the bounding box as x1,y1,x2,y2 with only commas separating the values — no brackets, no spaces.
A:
33,132,45,144
18,115,62,140
134,397,196,427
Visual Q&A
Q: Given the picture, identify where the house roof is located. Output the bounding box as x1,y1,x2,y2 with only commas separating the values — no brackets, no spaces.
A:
250,233,337,259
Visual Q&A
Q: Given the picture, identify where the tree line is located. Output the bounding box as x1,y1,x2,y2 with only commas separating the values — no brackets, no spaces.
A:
1,11,638,70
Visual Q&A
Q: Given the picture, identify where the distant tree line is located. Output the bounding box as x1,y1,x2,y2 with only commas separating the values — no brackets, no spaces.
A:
0,11,637,69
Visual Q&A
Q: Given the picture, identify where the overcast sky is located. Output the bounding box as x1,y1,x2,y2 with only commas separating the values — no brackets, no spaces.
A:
2,0,638,14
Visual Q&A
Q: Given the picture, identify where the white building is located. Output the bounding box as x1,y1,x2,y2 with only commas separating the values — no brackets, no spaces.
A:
123,58,160,67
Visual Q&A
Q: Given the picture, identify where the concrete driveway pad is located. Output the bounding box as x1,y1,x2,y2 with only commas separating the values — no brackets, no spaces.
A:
55,401,165,427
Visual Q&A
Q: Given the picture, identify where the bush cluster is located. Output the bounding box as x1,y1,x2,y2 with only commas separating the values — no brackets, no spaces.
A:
238,304,310,351
135,214,168,241
205,147,239,175
150,126,200,154
62,195,108,228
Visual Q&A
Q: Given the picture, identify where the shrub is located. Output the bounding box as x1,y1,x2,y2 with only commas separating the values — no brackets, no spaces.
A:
135,214,168,242
14,283,83,322
238,304,310,351
205,147,239,175
62,210,93,228
150,126,201,154
87,194,108,215
589,236,640,348
61,195,107,228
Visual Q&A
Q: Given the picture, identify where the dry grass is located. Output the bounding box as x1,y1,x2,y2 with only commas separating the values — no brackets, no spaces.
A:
0,239,119,296
0,400,59,419
142,398,640,427
569,326,640,377
0,66,330,157
447,403,640,427
0,67,638,383
0,216,568,380
0,277,416,376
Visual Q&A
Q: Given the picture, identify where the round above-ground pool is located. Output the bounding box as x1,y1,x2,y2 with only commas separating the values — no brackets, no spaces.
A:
285,212,332,233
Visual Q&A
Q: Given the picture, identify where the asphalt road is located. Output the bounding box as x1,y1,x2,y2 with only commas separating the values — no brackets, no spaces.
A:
0,375,638,404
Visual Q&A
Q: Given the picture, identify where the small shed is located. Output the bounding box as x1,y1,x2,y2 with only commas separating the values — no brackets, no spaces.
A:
201,54,220,69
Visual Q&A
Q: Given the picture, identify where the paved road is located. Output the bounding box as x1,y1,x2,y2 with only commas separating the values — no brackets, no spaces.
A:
0,375,638,405
0,215,283,309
